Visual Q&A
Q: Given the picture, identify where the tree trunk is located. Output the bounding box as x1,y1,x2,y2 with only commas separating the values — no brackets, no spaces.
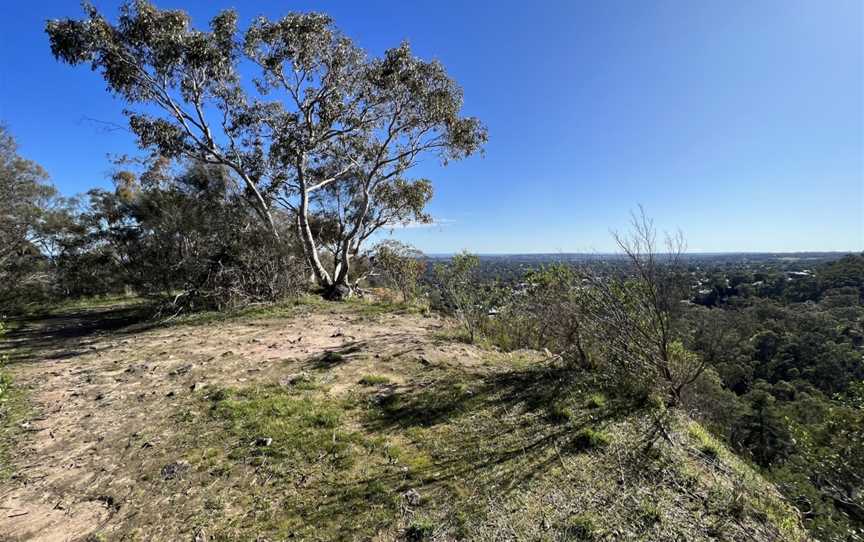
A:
329,184,371,296
297,187,332,289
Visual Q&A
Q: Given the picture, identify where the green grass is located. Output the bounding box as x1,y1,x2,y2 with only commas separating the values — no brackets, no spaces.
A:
143,361,809,541
175,385,407,539
209,386,350,464
586,393,607,409
405,517,436,541
13,292,146,316
572,427,611,450
358,374,392,386
688,422,721,459
562,513,598,540
0,321,28,478
684,419,808,541
0,378,28,479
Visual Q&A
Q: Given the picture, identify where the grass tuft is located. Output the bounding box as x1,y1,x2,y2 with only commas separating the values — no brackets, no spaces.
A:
359,374,391,386
572,427,610,451
562,513,598,540
405,518,436,541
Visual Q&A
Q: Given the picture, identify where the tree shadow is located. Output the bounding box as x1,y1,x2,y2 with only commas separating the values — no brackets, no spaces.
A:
286,363,640,532
308,341,369,370
1,303,154,364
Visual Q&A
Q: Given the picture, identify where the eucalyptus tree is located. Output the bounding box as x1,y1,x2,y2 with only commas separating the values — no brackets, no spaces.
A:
46,1,486,297
0,125,57,302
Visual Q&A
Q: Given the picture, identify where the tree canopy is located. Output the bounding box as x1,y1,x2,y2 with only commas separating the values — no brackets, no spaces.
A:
47,1,487,295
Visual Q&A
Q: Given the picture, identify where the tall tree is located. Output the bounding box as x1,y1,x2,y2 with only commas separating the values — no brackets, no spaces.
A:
46,1,486,297
0,125,56,295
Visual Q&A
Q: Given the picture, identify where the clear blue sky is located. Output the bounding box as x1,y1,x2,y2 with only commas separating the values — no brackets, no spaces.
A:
1,0,862,253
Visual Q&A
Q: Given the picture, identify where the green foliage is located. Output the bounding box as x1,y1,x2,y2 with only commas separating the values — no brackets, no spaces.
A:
586,393,607,409
371,240,427,303
484,263,594,366
562,513,598,540
46,1,487,291
358,374,391,386
405,518,436,541
546,402,574,423
0,319,28,480
209,387,353,467
572,428,610,451
0,125,61,308
688,423,721,459
433,251,500,343
682,257,864,540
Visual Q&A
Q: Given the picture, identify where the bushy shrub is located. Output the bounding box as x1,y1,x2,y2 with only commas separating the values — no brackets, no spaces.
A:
67,161,308,312
484,264,594,366
370,240,426,303
433,252,501,342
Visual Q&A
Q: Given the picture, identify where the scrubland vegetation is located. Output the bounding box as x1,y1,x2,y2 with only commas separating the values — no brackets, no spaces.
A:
0,1,860,541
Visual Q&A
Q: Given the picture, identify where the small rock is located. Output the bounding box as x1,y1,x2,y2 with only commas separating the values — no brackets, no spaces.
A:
168,364,193,377
373,388,396,405
325,284,353,301
402,488,421,506
160,460,190,481
190,382,206,392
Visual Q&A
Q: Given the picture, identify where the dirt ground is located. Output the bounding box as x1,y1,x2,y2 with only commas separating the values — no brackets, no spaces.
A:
0,301,477,541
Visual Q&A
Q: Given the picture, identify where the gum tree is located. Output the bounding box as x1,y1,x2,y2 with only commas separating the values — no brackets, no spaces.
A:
47,1,486,297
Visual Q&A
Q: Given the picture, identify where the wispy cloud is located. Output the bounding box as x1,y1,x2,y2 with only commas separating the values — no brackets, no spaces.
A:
388,218,456,230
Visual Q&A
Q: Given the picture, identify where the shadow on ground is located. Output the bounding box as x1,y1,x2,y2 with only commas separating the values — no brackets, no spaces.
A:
1,304,155,364
287,363,641,530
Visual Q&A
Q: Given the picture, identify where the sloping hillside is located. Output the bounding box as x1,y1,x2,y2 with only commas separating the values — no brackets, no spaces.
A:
0,299,808,541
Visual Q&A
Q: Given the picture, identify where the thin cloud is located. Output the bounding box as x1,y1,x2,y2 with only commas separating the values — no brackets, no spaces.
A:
388,218,456,230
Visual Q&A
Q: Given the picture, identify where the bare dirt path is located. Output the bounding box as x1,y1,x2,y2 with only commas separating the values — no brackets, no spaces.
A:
0,302,465,541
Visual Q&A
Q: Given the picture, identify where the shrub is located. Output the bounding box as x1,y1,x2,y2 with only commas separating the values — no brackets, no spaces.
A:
572,428,610,451
433,252,500,343
579,210,705,407
359,374,391,386
486,264,595,366
562,513,597,540
371,240,427,304
547,402,574,423
405,518,435,541
586,393,606,409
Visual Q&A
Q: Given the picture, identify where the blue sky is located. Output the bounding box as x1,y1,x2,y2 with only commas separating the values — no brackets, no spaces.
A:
1,0,862,253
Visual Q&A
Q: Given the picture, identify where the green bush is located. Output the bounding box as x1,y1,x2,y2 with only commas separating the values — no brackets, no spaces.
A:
359,374,391,386
572,428,610,451
405,518,435,541
562,513,597,540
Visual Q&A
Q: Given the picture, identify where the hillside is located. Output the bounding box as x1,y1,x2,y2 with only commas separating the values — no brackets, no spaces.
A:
1,299,808,541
